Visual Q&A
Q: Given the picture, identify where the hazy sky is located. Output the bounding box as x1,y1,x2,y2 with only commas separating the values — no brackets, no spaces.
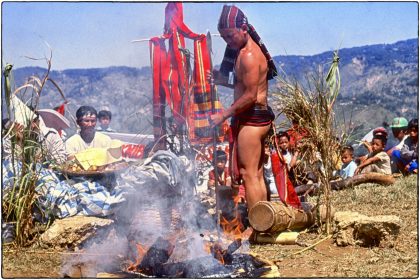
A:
1,1,418,70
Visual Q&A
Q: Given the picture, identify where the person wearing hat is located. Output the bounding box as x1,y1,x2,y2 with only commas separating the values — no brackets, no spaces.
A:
388,117,409,154
3,107,68,166
387,117,409,173
394,118,418,175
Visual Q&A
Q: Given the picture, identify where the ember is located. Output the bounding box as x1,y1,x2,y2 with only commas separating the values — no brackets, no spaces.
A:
135,237,174,275
126,253,273,278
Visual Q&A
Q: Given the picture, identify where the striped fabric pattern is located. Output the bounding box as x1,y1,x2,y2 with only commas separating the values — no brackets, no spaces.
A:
218,5,248,29
150,3,226,146
217,5,278,81
2,159,125,220
189,36,224,144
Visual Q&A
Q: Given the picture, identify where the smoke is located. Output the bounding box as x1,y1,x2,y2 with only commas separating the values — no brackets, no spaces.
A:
61,150,221,276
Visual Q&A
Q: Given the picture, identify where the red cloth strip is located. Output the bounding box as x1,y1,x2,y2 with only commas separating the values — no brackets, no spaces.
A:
271,150,301,209
150,38,167,146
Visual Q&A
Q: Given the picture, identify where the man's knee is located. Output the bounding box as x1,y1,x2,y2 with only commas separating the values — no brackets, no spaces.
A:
240,168,256,178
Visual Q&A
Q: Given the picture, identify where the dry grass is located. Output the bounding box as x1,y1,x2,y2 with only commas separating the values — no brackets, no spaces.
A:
251,175,418,278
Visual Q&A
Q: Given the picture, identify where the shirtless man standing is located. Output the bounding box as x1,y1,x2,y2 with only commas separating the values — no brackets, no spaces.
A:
209,5,276,210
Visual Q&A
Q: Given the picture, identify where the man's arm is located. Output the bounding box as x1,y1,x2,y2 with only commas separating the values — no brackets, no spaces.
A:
400,139,417,161
355,156,380,174
210,53,260,126
45,130,68,165
223,53,260,119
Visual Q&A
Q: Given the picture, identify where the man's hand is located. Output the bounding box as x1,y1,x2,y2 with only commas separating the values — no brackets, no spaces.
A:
362,140,373,153
209,113,225,128
207,69,230,87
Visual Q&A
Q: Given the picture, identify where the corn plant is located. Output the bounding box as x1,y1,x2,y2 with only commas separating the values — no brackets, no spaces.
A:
272,51,348,234
2,50,66,246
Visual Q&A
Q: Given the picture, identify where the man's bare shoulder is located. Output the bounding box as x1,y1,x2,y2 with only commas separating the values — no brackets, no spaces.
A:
238,42,266,69
237,48,259,69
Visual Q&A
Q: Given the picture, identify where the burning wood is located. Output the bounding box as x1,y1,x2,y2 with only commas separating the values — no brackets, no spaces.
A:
151,253,274,278
133,237,174,275
208,238,242,265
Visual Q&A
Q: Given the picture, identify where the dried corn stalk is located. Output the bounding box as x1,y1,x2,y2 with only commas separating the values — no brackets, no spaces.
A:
272,51,344,234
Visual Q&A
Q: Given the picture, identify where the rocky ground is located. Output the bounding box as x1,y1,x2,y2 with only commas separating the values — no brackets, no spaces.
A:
2,175,418,278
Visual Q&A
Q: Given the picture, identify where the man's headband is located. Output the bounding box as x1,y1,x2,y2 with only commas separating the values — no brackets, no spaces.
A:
77,112,96,121
218,5,248,30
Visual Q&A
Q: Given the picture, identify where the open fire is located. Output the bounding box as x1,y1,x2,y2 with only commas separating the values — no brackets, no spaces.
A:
120,193,274,278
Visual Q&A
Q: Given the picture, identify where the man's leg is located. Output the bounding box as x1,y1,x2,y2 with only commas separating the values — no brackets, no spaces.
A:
237,124,271,210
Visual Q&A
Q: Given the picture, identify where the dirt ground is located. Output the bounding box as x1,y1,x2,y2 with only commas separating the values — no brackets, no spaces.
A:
2,175,418,278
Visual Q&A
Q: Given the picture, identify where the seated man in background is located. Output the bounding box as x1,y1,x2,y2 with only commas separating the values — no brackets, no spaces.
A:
394,118,418,175
96,110,115,132
65,106,113,157
387,117,409,173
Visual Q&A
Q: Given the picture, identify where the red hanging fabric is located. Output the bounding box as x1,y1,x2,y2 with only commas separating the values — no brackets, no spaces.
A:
270,151,301,209
149,3,227,147
168,29,188,124
150,37,167,148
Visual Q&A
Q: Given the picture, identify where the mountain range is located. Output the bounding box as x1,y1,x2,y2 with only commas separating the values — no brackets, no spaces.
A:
6,38,418,139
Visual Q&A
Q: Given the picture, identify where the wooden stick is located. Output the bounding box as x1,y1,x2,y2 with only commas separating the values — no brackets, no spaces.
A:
270,234,332,263
292,234,332,255
131,33,220,43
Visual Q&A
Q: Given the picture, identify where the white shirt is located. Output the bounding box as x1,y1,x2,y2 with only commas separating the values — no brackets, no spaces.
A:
65,131,112,155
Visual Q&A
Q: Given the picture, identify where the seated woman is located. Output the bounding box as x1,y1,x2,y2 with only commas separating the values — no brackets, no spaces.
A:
355,129,391,175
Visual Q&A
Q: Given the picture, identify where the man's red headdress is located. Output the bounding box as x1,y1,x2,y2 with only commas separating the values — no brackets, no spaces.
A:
218,5,248,30
217,5,278,80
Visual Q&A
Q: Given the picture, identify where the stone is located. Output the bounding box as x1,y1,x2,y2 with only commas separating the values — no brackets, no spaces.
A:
333,211,401,247
40,216,114,249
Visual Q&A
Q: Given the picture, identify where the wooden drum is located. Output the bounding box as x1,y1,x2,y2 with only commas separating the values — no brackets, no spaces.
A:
248,201,314,233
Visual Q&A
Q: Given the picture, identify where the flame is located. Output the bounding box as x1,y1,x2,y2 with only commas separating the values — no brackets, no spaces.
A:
127,242,147,272
220,193,246,240
220,216,243,240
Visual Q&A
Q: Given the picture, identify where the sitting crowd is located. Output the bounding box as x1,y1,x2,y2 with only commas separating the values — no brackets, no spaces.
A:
206,116,418,200
3,102,418,212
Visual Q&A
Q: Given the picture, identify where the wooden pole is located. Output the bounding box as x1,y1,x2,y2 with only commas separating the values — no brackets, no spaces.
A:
207,31,221,241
